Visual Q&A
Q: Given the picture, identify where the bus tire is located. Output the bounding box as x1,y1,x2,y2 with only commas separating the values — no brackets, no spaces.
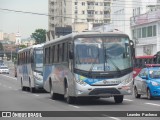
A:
114,95,123,103
21,79,25,91
50,82,58,100
29,80,35,93
147,88,153,100
134,87,141,98
64,87,75,104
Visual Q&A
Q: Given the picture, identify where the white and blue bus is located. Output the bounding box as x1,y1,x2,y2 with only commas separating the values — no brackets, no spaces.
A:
43,31,134,104
17,44,44,93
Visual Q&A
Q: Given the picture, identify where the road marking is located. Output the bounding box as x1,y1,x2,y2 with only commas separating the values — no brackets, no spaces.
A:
0,74,17,80
68,105,80,108
145,103,160,107
33,94,39,97
109,117,121,120
124,99,133,101
101,114,121,120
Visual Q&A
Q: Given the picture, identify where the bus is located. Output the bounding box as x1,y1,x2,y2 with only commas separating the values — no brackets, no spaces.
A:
17,44,44,93
43,31,134,104
133,55,156,78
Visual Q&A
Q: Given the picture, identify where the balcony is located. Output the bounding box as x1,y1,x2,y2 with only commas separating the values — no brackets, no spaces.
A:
104,0,111,2
87,5,94,10
87,14,94,19
104,6,110,11
104,14,110,19
87,0,95,2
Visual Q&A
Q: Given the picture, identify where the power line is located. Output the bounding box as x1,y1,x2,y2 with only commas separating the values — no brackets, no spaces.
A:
0,8,159,22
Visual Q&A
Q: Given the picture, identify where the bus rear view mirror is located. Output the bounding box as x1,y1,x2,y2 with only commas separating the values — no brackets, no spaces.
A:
69,51,73,59
129,40,135,58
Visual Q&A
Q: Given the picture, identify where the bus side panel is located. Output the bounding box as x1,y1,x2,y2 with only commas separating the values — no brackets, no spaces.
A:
43,64,75,96
43,65,53,92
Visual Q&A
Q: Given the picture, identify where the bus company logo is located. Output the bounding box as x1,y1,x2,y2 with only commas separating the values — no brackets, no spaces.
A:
2,112,11,117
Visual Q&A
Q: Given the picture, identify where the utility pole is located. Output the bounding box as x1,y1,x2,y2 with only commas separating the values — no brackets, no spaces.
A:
11,50,12,62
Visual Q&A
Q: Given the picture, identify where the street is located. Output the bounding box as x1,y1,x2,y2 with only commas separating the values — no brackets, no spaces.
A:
0,69,160,120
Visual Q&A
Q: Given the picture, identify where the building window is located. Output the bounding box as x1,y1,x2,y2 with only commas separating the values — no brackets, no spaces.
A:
82,11,85,14
75,10,78,14
153,25,156,36
100,11,103,14
82,2,85,6
142,27,147,38
95,2,98,5
100,2,103,6
137,28,141,38
147,26,152,37
75,2,77,5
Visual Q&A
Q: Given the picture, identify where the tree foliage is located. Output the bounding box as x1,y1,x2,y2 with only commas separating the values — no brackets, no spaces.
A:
19,44,27,49
31,29,46,44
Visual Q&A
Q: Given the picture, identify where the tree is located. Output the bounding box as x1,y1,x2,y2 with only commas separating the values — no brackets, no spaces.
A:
31,29,46,44
19,45,27,49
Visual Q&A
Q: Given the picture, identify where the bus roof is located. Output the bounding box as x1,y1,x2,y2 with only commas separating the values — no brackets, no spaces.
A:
44,31,129,47
18,43,44,53
135,55,156,59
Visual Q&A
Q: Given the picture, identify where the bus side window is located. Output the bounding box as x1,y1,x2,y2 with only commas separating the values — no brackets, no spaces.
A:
69,43,73,59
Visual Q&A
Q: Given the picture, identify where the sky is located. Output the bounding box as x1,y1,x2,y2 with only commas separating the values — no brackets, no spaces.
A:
0,0,48,39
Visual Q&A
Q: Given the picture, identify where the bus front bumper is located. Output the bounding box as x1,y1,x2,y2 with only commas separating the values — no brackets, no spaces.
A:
74,82,133,97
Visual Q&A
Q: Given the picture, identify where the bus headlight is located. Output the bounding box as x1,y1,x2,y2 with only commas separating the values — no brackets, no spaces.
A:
76,79,87,86
121,77,133,85
34,75,42,81
151,81,160,86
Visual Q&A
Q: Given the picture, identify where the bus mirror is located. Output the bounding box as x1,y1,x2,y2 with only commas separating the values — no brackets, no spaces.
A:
141,75,148,80
129,40,135,58
69,51,73,59
141,76,147,79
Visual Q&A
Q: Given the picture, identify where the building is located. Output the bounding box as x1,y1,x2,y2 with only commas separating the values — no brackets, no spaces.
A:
111,0,160,38
47,0,112,40
15,32,21,45
0,31,3,40
21,38,35,46
130,9,160,56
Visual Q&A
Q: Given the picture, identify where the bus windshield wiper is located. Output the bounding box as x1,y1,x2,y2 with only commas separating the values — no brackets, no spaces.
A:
105,55,121,74
88,51,100,75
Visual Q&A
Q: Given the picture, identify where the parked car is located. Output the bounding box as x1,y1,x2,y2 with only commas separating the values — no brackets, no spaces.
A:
134,64,160,99
0,65,9,74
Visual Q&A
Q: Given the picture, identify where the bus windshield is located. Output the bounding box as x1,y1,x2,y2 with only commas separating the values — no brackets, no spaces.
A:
34,49,43,72
74,37,132,72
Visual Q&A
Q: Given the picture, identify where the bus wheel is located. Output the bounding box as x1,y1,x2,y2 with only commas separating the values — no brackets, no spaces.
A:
147,89,153,100
114,95,123,103
50,83,58,100
64,87,75,104
29,81,35,93
134,87,141,98
21,80,25,91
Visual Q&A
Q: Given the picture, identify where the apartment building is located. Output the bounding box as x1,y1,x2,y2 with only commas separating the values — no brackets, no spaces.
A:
131,9,160,56
47,0,112,40
111,0,159,39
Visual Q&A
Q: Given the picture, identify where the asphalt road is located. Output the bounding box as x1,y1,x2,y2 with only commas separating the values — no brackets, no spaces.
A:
0,69,160,120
